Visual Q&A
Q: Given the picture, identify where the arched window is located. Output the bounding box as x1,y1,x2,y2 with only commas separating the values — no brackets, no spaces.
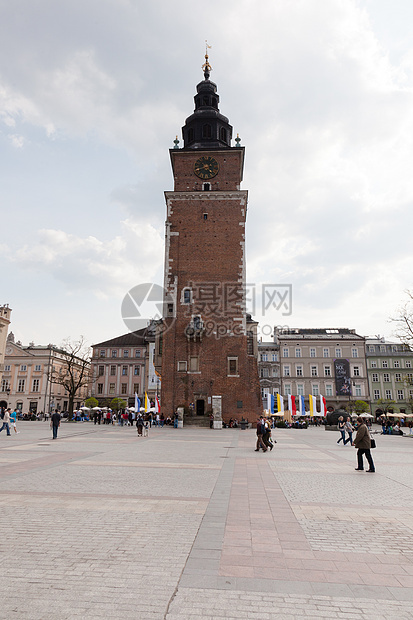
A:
203,96,209,106
195,97,200,109
220,127,227,142
203,183,210,191
183,289,192,304
202,124,212,138
212,97,218,108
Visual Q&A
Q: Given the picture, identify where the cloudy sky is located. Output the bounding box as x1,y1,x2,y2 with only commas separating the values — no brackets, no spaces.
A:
2,0,413,347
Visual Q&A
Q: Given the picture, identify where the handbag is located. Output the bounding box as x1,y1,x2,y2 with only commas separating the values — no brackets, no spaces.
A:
370,438,376,449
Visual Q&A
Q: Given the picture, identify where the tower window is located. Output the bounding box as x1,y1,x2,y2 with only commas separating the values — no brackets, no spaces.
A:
203,96,209,106
220,127,227,142
167,303,174,314
212,97,218,108
203,183,210,191
183,289,192,304
203,213,208,220
202,124,212,138
188,128,194,142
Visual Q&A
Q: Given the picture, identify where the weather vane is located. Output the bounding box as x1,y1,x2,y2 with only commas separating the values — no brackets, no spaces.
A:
202,40,212,79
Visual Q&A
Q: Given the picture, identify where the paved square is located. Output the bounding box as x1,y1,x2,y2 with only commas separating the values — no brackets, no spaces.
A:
0,422,412,619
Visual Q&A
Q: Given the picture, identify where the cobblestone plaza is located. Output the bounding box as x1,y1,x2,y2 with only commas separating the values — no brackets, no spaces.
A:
0,423,412,619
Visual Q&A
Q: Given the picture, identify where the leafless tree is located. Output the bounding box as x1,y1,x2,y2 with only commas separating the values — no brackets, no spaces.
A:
50,337,91,421
391,291,413,347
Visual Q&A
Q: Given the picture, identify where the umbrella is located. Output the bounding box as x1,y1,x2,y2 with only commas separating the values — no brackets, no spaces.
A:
80,406,90,410
92,406,101,410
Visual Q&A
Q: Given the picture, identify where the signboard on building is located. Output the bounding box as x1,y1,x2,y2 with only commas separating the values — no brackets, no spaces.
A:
334,359,351,396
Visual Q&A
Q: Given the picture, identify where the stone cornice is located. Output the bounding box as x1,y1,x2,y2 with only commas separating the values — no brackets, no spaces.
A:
164,190,248,202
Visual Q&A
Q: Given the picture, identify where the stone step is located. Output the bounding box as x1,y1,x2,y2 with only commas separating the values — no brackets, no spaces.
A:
183,416,211,427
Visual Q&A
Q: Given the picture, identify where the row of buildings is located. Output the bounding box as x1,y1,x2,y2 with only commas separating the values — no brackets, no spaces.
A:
1,315,412,417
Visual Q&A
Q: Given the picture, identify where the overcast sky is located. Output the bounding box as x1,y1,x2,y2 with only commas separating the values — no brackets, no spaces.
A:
2,0,413,347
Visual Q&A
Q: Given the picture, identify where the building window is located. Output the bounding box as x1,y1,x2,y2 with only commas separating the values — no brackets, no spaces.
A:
183,288,192,304
355,385,362,397
110,365,116,376
296,365,303,376
133,383,139,394
382,360,388,368
220,127,227,142
392,345,398,352
385,389,392,399
135,349,141,358
35,364,41,371
20,365,27,371
100,350,106,358
380,345,386,353
310,348,316,358
312,385,319,396
98,384,103,394
405,361,412,368
190,357,199,372
369,345,375,353
410,390,413,399
373,389,380,400
397,389,404,400
272,353,278,362
228,357,238,376
297,384,304,396
353,366,360,376
177,361,187,372
352,348,358,358
395,373,401,382
122,366,128,376
394,360,400,368
383,373,390,382
134,366,140,376
335,348,342,358
323,348,329,358
406,373,413,382
283,348,289,357
121,384,127,395
109,383,115,395
324,366,331,377
123,350,129,358
202,186,210,193
17,379,25,392
247,332,254,355
261,353,268,362
98,365,104,376
326,384,333,397
1,379,10,392
32,379,40,392
295,348,301,358
112,350,117,358
4,365,10,372
370,361,377,368
311,366,318,377
260,368,269,378
372,373,378,382
284,384,291,395
283,365,290,377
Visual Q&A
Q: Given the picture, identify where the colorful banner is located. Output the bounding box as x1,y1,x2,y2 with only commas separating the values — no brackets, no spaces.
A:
320,395,327,416
288,394,296,416
277,393,284,414
144,392,149,412
299,395,305,416
135,393,141,413
309,394,316,416
334,359,351,396
155,395,160,413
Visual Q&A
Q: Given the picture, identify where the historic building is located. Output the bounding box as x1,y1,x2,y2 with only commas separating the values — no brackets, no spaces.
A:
366,337,413,415
157,53,261,424
89,326,156,407
0,334,88,414
0,304,12,393
272,327,369,412
257,340,280,403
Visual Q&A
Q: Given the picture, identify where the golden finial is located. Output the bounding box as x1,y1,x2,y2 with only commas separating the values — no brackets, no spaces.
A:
202,40,212,79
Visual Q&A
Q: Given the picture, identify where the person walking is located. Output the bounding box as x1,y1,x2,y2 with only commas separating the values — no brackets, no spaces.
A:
354,416,375,472
262,418,274,451
10,408,19,434
50,410,61,440
136,414,144,436
337,416,346,445
0,408,11,436
344,416,354,445
255,416,267,452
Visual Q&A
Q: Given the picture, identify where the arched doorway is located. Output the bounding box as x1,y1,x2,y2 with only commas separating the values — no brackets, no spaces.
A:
0,400,8,409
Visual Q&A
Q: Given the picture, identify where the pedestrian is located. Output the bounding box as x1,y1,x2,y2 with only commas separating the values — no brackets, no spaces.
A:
10,409,19,434
50,410,61,440
262,418,274,451
209,413,214,429
337,416,346,445
255,416,267,452
354,416,375,472
344,416,354,445
0,408,12,436
136,414,144,436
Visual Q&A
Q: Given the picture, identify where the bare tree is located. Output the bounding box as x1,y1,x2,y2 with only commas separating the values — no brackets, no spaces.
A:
50,337,91,421
391,291,413,347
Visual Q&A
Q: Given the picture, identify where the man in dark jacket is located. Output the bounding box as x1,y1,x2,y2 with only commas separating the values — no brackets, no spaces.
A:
50,410,61,440
255,416,267,452
354,416,375,472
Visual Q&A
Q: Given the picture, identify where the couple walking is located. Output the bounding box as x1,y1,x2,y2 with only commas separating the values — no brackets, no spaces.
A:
337,416,354,446
255,416,275,452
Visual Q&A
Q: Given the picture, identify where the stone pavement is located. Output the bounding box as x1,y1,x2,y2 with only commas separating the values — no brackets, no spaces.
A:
0,422,412,619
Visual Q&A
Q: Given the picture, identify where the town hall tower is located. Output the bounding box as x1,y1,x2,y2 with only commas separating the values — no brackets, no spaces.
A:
159,53,261,425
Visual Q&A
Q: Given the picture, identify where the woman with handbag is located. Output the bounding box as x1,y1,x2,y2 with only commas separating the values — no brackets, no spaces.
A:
337,416,346,445
354,417,375,472
344,417,354,445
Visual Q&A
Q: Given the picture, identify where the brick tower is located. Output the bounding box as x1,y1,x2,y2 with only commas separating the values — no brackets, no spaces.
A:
159,52,261,426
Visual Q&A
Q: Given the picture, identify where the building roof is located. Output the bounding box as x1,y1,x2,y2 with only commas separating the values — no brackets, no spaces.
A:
275,327,364,340
93,328,148,348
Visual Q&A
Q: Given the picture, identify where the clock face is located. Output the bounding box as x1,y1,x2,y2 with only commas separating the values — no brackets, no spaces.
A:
5,346,12,355
194,156,219,179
